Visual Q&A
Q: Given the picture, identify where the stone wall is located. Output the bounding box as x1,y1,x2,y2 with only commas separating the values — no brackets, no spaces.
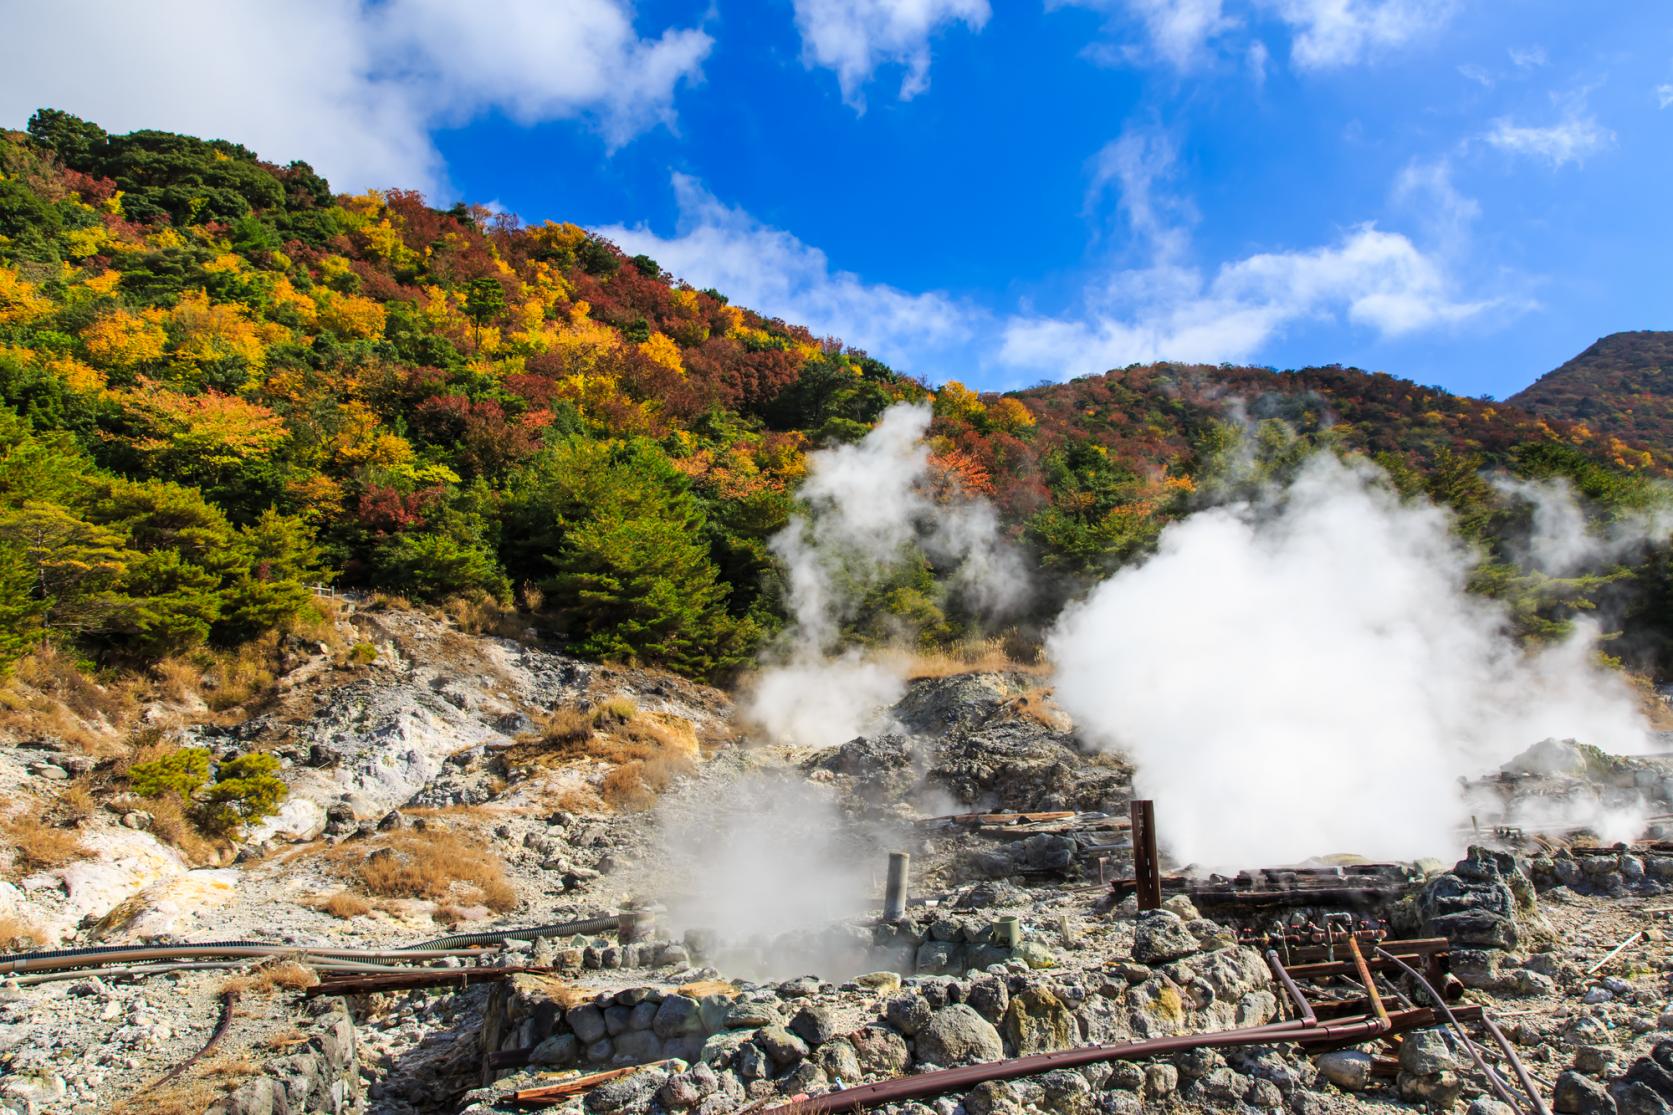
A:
203,1000,361,1115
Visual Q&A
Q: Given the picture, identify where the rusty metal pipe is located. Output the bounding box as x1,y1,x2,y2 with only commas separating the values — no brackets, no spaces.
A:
1266,950,1317,1026
1130,799,1161,911
761,1014,1404,1115
1375,948,1533,1115
1480,1012,1553,1115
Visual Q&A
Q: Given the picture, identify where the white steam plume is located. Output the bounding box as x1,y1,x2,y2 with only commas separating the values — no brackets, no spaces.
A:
1492,474,1673,576
651,771,893,980
1049,453,1651,868
745,403,1026,747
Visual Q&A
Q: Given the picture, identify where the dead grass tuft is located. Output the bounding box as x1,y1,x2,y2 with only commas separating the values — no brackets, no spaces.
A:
143,794,221,864
329,827,518,912
508,704,697,813
221,960,317,996
442,593,528,639
110,1079,220,1115
2,808,88,878
317,890,372,919
0,647,136,755
900,635,1048,681
0,914,44,949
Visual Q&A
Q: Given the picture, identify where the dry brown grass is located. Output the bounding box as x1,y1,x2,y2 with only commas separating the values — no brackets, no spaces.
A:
508,703,697,813
442,592,529,639
263,1029,308,1052
329,827,518,912
0,647,137,755
110,1079,220,1115
144,794,221,863
0,914,44,949
54,778,98,823
3,809,88,878
900,636,1048,681
317,890,372,919
221,960,317,996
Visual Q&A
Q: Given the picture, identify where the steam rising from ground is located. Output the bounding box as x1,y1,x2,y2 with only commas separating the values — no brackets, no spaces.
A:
1492,474,1673,575
745,403,1026,747
1050,454,1652,868
650,771,892,980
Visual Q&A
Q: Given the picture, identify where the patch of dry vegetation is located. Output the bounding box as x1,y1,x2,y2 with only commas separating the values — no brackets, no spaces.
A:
0,646,140,754
899,634,1049,681
0,914,44,949
316,890,372,919
507,699,699,812
2,806,89,878
110,1079,220,1115
222,960,317,995
442,592,531,640
328,827,518,912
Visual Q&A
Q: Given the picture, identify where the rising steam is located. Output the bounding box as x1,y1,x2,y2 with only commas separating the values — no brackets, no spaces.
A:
1049,453,1652,868
1492,474,1673,575
745,403,1026,747
649,770,895,981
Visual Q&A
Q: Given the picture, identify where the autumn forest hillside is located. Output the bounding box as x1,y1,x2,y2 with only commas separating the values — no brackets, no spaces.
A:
1509,331,1673,452
1,110,1671,684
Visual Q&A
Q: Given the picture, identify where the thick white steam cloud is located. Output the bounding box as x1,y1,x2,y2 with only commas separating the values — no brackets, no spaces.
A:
745,403,1026,747
1049,453,1652,868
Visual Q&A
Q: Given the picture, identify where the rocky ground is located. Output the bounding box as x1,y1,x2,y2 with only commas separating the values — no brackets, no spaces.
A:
4,605,1673,1115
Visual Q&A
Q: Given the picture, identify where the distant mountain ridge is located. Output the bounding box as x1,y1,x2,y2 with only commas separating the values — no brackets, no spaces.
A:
1510,331,1673,454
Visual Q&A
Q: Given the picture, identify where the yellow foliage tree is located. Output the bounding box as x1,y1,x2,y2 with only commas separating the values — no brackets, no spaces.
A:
0,266,50,324
316,291,387,339
169,291,269,369
989,396,1037,433
119,380,288,466
638,331,685,374
933,380,987,424
83,307,168,368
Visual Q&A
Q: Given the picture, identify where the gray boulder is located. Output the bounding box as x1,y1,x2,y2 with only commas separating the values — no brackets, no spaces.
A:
914,1004,1003,1066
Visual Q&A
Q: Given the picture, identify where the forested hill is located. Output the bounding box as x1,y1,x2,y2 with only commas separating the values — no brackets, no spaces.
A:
1,110,1669,682
1509,331,1673,452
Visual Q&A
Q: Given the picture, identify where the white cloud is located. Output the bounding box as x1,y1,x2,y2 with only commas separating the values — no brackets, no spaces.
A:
1508,45,1547,69
0,0,711,197
1392,157,1480,244
1269,0,1455,69
1000,128,1494,378
594,175,978,369
604,134,1498,385
1485,108,1613,167
791,0,990,108
1086,129,1194,258
1657,84,1673,110
1063,0,1451,72
1000,225,1492,376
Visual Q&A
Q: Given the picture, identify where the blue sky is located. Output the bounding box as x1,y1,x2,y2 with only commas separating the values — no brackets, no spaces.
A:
3,1,1671,398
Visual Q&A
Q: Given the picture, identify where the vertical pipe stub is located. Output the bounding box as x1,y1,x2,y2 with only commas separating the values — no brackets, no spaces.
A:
883,852,911,923
1131,799,1162,912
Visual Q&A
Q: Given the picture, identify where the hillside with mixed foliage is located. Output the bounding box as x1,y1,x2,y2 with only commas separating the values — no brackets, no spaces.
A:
1,110,1670,681
1510,331,1673,452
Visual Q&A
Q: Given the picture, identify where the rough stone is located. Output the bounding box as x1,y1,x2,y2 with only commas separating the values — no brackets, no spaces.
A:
789,1004,839,1046
1000,986,1074,1055
915,1004,1003,1067
1315,1051,1374,1092
1132,911,1199,965
886,994,933,1037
